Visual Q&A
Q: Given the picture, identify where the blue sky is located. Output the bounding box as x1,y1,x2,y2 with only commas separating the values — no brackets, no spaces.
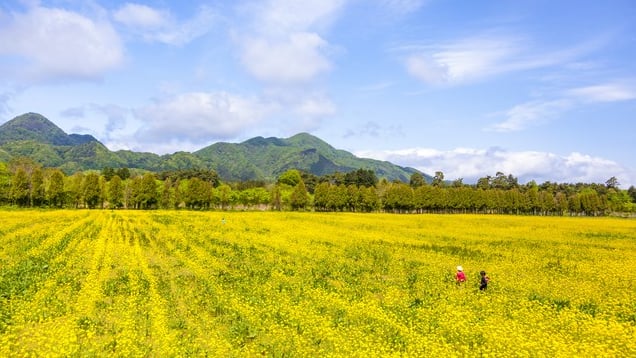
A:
1,1,635,187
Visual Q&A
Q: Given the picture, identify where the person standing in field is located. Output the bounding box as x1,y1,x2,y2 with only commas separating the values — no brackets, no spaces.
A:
456,266,466,285
479,270,490,291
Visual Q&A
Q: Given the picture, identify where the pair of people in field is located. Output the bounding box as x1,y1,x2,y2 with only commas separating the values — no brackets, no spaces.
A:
455,266,490,290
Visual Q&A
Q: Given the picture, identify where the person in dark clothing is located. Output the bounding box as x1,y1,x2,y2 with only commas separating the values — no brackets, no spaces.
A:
479,270,490,291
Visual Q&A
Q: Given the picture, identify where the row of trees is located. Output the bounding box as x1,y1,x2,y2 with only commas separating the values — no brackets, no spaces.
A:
1,159,634,215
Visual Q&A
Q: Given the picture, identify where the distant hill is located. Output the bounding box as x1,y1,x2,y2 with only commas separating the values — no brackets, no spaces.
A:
0,112,96,146
0,113,428,182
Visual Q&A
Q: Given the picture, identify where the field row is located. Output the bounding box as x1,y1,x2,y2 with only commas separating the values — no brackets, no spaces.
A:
0,210,634,356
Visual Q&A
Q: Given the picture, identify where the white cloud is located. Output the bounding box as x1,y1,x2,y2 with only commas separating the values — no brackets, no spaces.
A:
355,147,634,187
0,5,123,82
113,3,168,28
134,92,270,151
567,83,636,103
235,0,345,84
489,81,636,132
249,0,346,35
113,3,217,46
405,35,523,85
292,94,336,119
488,99,572,132
403,33,598,86
240,32,332,83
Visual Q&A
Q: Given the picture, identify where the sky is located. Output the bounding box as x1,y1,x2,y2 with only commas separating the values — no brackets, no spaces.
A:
1,0,635,188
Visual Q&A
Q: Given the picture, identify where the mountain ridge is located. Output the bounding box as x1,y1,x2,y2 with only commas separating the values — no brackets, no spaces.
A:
0,113,428,182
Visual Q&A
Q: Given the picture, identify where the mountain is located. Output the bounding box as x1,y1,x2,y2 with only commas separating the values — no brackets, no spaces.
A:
195,134,421,182
0,113,427,182
0,112,96,146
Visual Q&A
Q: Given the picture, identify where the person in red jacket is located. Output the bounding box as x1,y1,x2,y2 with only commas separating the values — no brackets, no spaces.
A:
456,266,466,285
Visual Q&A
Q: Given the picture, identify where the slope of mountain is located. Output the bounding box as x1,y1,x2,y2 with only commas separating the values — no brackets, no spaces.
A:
0,113,427,182
0,112,96,146
194,133,422,182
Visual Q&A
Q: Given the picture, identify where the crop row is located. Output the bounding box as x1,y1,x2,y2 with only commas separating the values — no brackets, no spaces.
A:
0,210,634,356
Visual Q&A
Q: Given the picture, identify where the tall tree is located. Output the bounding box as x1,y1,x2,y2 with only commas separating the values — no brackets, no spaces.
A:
432,171,445,187
108,175,124,209
313,182,329,211
278,169,302,187
359,185,380,212
67,172,84,208
82,172,101,209
11,167,30,207
139,173,159,209
409,172,426,188
30,167,45,207
270,184,282,211
290,180,310,211
102,167,116,181
0,162,11,205
160,177,174,209
628,186,636,203
47,169,66,208
116,167,131,180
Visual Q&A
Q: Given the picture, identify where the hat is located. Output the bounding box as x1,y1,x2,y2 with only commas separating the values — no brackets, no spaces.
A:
457,266,463,271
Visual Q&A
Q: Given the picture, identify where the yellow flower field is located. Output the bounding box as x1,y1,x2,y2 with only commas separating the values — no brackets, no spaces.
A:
0,210,634,357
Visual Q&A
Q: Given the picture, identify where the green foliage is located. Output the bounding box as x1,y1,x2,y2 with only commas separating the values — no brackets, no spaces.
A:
290,180,310,210
82,172,101,209
30,167,45,206
0,162,10,204
194,133,421,182
278,169,302,186
10,168,29,206
108,175,124,209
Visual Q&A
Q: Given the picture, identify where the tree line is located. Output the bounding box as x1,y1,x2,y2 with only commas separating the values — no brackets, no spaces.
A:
1,158,634,215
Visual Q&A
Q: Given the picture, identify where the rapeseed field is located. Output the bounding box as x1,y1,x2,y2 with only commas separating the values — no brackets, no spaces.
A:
0,210,634,357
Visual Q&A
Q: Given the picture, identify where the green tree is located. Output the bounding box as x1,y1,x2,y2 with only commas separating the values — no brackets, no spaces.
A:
278,169,302,187
30,167,45,207
217,184,233,210
409,172,426,188
47,169,66,208
139,173,159,209
108,175,124,209
554,191,569,215
476,176,491,190
82,172,101,209
160,178,174,209
67,172,84,208
102,167,116,181
359,185,380,212
605,176,619,190
313,182,329,211
627,186,636,203
383,183,413,213
270,184,282,211
344,169,378,187
290,180,310,210
326,184,347,211
11,167,30,207
128,176,142,209
0,162,11,205
116,167,131,180
185,177,211,209
432,171,445,187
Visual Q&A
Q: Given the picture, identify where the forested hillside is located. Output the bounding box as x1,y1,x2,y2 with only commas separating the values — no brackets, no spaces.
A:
0,113,422,182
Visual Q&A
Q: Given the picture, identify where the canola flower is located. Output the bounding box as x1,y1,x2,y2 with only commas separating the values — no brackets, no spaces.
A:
0,210,634,357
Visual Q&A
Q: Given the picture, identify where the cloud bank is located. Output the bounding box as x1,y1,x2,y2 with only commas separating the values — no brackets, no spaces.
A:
356,147,634,188
0,5,123,82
